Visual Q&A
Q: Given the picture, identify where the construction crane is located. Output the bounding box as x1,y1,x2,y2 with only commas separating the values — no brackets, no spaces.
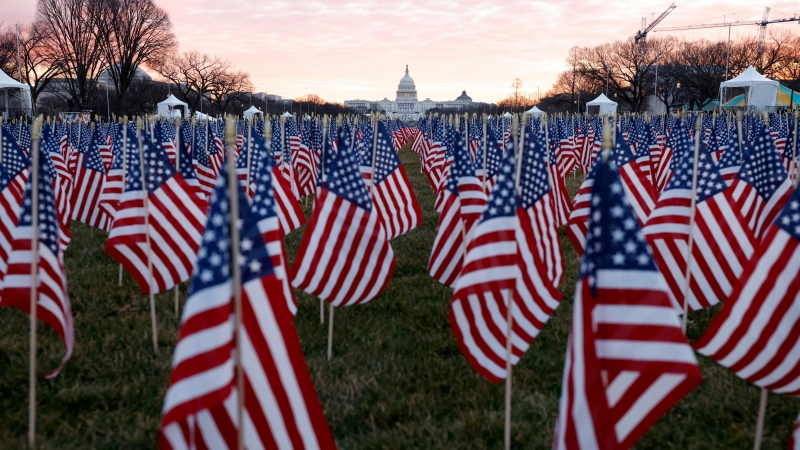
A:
654,7,800,61
635,3,677,51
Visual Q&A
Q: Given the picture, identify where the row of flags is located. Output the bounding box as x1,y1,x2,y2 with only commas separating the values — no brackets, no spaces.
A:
2,107,799,448
407,110,800,448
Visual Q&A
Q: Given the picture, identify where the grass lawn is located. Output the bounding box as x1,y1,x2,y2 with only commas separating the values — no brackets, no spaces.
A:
1,145,799,449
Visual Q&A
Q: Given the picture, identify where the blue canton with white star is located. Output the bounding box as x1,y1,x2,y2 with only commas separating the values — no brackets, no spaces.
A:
519,122,551,209
737,120,788,200
18,146,60,255
320,127,372,211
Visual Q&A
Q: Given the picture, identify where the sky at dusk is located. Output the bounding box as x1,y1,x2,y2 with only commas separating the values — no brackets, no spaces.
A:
2,0,799,103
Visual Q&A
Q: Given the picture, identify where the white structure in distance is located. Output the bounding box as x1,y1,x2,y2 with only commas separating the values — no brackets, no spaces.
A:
344,65,475,120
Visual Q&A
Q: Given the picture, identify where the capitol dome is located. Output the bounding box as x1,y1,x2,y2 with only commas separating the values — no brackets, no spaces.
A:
396,65,417,101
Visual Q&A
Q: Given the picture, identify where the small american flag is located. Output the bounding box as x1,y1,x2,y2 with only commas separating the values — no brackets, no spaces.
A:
291,127,395,306
106,136,207,294
554,154,701,449
730,119,792,240
69,124,110,231
1,144,73,378
695,183,800,396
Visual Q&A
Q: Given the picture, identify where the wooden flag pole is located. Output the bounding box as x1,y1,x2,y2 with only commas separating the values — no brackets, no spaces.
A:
28,116,42,449
173,116,182,316
736,111,744,164
753,387,768,450
481,114,488,195
681,116,703,334
792,111,798,187
138,118,158,353
225,118,246,450
119,117,128,286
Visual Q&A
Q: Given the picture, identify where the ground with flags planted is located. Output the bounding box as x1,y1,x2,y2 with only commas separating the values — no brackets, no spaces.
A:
0,135,799,448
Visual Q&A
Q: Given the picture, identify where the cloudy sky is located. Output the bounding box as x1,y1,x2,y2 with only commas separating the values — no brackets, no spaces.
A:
3,0,799,102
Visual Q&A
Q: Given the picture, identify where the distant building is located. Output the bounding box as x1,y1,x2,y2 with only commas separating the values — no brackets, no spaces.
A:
344,65,474,120
254,92,282,102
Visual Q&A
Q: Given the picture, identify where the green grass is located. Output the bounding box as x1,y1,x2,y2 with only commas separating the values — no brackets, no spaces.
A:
1,146,799,449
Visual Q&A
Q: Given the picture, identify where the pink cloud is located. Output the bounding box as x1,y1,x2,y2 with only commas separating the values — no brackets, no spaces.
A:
4,0,799,102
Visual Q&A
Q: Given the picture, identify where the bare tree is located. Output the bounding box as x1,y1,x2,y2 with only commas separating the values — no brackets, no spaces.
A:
16,23,64,110
209,69,253,114
37,0,107,107
156,51,230,115
0,24,16,75
93,0,176,114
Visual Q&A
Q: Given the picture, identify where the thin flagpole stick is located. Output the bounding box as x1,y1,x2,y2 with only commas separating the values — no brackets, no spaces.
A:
682,116,703,334
736,111,744,164
482,114,488,194
225,118,245,450
28,117,42,448
753,387,768,450
792,111,798,187
119,117,129,286
173,117,182,316
327,302,334,360
138,119,158,353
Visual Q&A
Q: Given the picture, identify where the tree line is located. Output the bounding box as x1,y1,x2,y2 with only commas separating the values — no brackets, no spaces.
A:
0,0,279,117
544,29,800,113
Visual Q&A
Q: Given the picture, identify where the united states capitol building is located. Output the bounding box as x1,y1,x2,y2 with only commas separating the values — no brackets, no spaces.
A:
344,66,474,120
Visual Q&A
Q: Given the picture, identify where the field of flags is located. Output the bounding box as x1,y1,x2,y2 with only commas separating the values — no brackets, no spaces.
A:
1,106,800,448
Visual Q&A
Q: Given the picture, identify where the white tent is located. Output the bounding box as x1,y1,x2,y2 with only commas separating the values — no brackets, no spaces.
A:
502,112,512,117
719,66,779,110
0,70,32,117
525,106,545,118
243,105,263,120
586,93,617,115
157,94,188,118
194,111,211,121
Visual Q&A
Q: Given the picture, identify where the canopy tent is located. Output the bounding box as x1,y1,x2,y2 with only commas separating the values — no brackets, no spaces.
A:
194,111,212,121
243,105,263,120
585,93,617,115
502,112,512,117
525,106,545,118
720,66,779,110
157,94,188,118
0,70,32,117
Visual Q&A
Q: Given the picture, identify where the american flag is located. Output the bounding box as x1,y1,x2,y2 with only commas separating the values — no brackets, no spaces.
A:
251,142,298,317
293,118,317,197
548,129,573,228
105,137,207,294
566,159,598,256
717,130,742,186
449,146,519,381
281,117,300,199
769,112,788,154
365,122,422,240
428,128,487,287
291,128,395,306
654,120,684,193
1,144,73,378
176,128,202,200
192,123,216,197
155,121,177,166
519,121,563,288
41,124,72,253
781,114,799,181
695,183,800,396
611,125,658,226
730,119,792,240
69,124,111,231
474,124,503,195
97,123,128,218
160,167,335,449
0,130,30,296
644,141,756,312
251,130,305,236
553,154,702,450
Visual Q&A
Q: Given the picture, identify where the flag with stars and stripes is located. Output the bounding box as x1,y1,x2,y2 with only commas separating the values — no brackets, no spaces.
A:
105,138,207,294
291,128,395,306
159,166,335,450
155,121,177,166
0,144,73,378
69,124,111,231
730,119,792,240
365,122,422,240
644,142,756,312
769,112,788,154
0,130,31,298
428,128,487,287
41,124,72,253
250,130,305,236
718,128,742,186
781,114,799,182
553,154,702,450
548,129,573,228
611,125,657,226
519,121,564,288
474,124,503,195
695,183,800,397
293,118,317,197
192,123,216,197
97,124,129,218
566,159,598,256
